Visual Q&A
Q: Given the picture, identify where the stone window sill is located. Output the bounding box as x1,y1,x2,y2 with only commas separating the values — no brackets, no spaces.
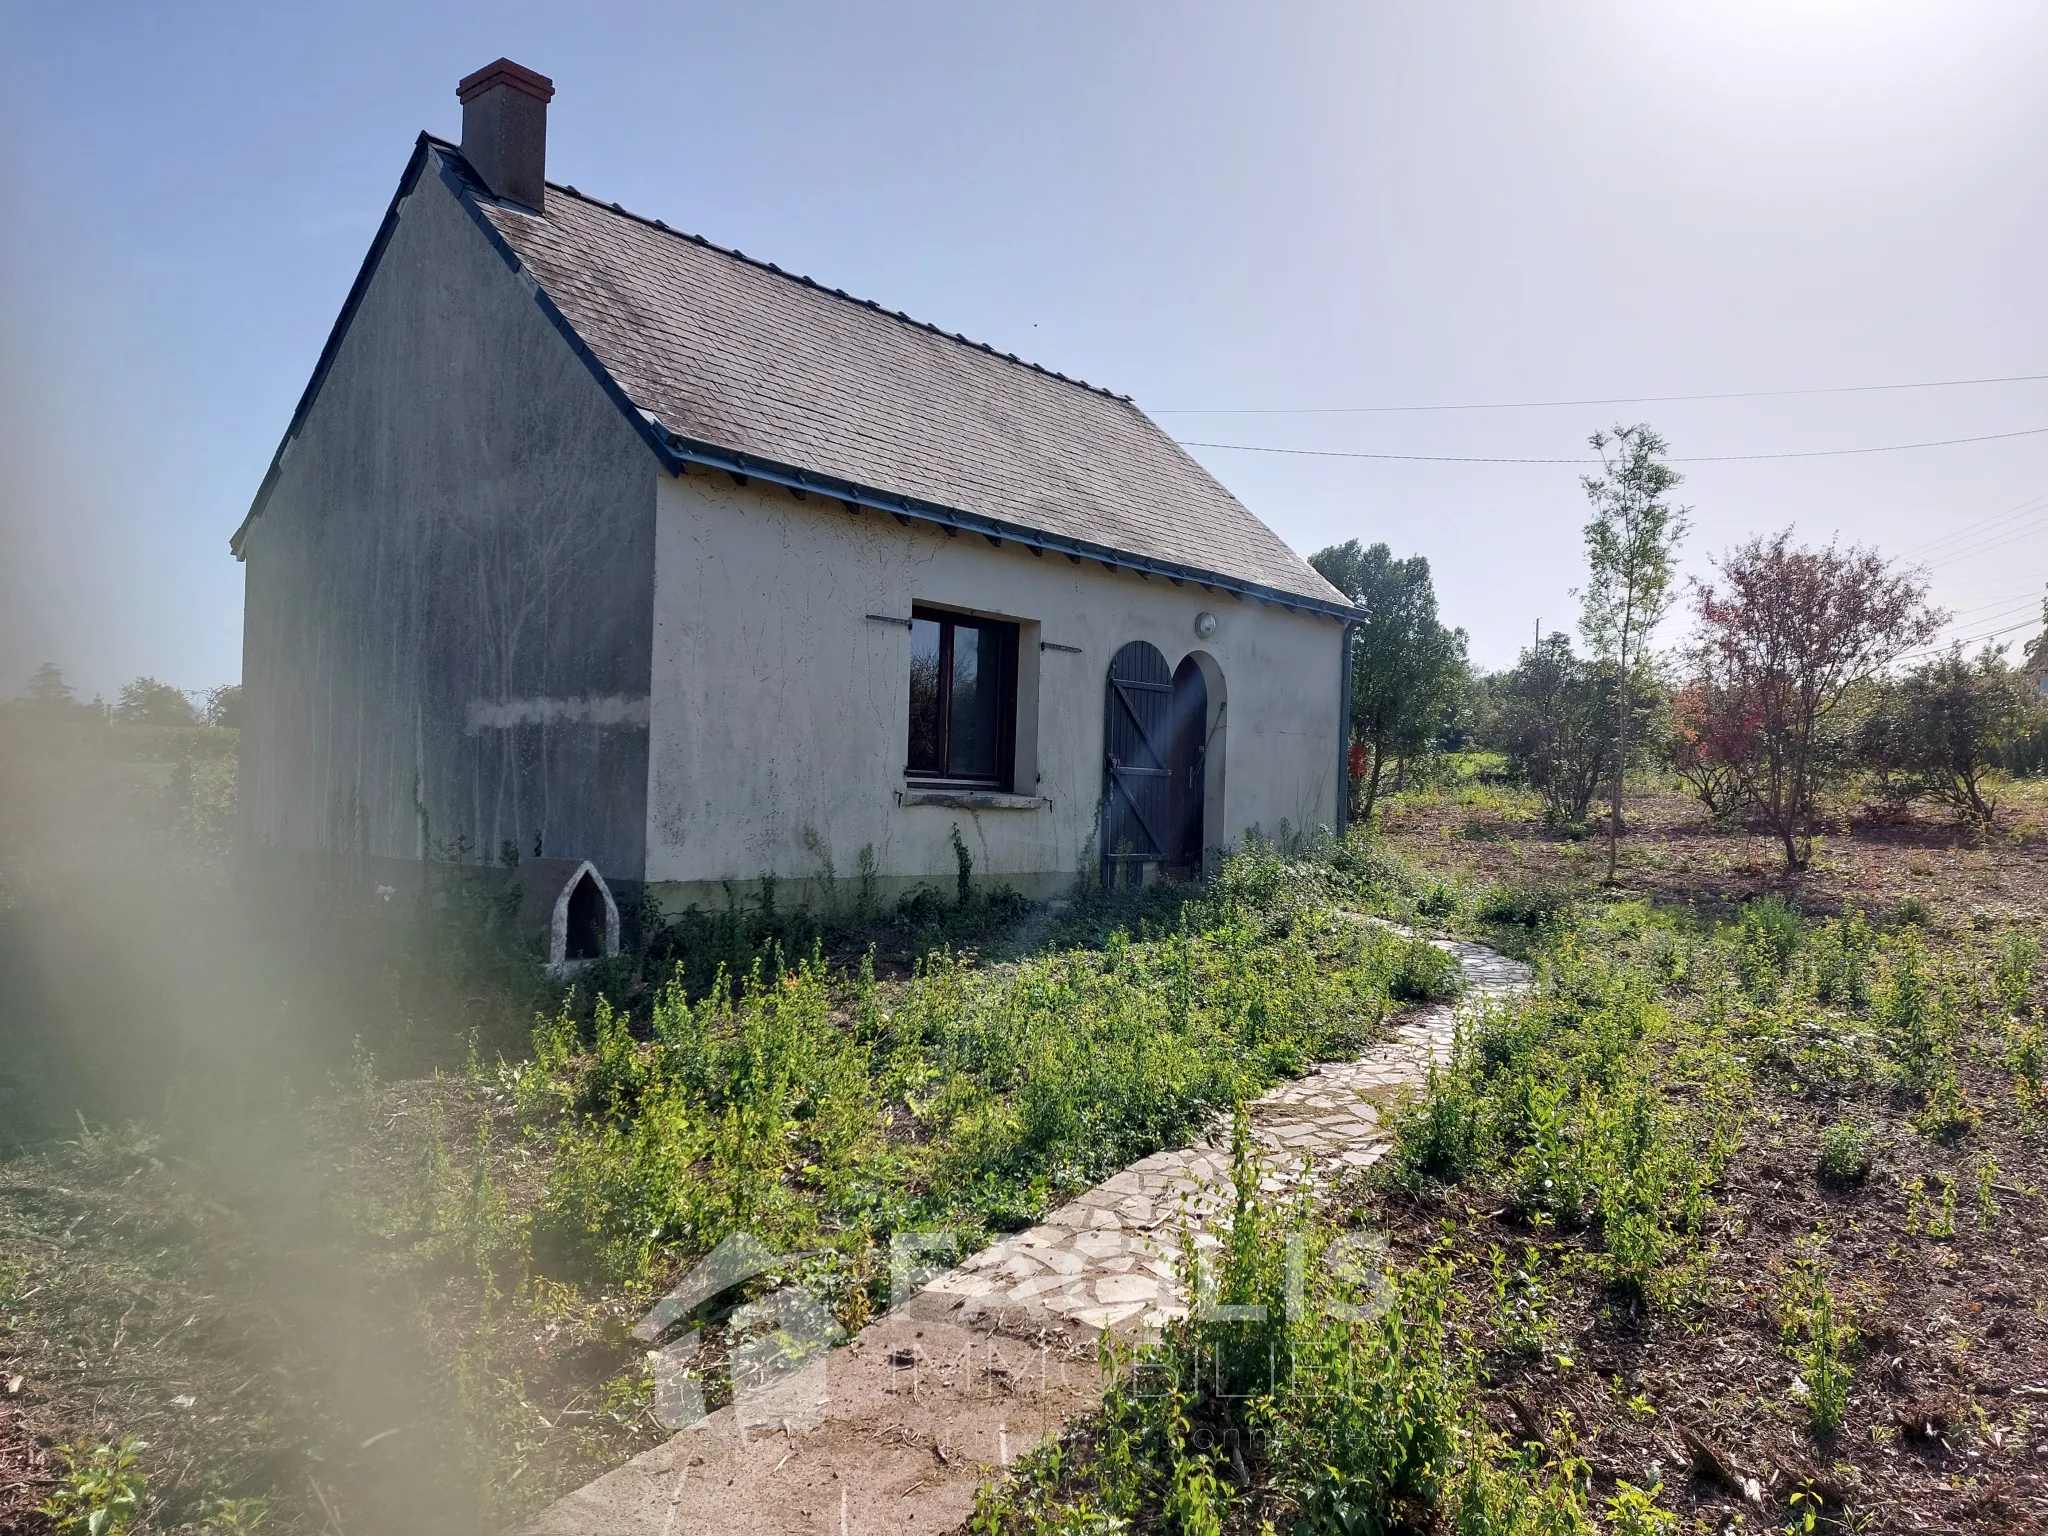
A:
896,787,1047,811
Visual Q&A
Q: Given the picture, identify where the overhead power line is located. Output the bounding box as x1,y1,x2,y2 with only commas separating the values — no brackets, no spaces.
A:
1152,370,2048,416
1897,488,2048,562
1922,513,2048,571
1938,595,2042,627
1900,613,2040,662
1176,423,2048,466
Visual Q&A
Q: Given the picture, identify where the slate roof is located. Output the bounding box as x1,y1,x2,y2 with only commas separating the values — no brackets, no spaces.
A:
435,143,1347,612
240,135,1348,613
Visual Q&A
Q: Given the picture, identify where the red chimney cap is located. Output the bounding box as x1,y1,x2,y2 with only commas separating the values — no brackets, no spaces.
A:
457,58,555,106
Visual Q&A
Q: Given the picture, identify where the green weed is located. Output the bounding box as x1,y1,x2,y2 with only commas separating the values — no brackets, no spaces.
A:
1385,918,1739,1308
1995,930,2040,1017
177,1498,270,1534
1486,1243,1559,1357
1605,1481,1679,1536
38,1437,148,1536
1929,1178,1959,1239
1976,1153,2001,1230
532,856,1408,1292
1816,1119,1872,1187
1774,1241,1854,1436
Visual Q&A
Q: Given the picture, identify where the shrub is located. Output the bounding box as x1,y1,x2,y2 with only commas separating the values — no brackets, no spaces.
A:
1777,1247,1855,1437
1492,633,1623,829
1383,921,1737,1307
1815,1119,1871,1186
1475,881,1569,929
1858,646,2029,830
532,855,1408,1289
1386,935,1462,1003
974,1121,1660,1535
1739,895,1806,974
1994,930,2040,1018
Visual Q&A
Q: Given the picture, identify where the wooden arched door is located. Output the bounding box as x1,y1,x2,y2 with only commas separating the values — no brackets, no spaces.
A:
1101,641,1173,887
1168,656,1208,874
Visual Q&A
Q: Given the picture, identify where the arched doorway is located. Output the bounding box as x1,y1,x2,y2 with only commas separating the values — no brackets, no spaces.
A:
1101,640,1173,887
1168,656,1208,875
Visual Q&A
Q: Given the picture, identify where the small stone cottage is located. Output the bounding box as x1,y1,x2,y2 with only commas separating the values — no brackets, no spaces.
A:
233,59,1360,966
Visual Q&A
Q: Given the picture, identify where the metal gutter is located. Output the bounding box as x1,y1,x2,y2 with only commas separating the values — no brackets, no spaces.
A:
650,430,1366,624
1335,621,1356,836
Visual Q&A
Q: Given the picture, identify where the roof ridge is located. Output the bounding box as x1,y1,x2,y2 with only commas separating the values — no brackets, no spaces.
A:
425,135,1136,407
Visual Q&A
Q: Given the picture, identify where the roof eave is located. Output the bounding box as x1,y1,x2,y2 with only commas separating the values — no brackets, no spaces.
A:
232,134,437,560
650,428,1364,623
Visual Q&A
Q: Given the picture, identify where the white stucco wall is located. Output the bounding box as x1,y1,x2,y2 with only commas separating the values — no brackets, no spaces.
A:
643,471,1344,903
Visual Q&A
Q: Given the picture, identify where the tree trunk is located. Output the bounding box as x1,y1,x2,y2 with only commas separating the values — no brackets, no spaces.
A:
1358,747,1388,824
1606,668,1631,884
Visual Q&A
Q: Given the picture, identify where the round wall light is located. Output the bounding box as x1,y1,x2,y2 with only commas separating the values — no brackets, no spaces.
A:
1193,611,1218,639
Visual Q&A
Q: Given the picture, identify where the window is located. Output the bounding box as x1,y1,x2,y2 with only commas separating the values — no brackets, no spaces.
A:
906,607,1018,786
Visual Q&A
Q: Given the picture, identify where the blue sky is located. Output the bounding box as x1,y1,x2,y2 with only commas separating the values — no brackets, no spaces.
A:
6,2,2048,697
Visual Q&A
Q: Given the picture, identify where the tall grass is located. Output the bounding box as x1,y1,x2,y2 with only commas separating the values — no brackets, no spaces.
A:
973,1109,1677,1535
521,853,1447,1298
1383,914,1742,1308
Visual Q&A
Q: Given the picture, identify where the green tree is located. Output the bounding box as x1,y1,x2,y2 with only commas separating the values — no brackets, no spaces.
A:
1310,540,1469,821
1496,631,1649,829
19,662,77,715
1860,645,2030,830
10,664,105,722
114,676,197,727
1576,425,1688,882
202,683,243,729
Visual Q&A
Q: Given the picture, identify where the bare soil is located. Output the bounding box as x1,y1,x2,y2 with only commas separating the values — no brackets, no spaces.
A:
1356,1047,2048,1532
520,1308,1103,1536
1356,781,2048,1530
1381,781,2048,928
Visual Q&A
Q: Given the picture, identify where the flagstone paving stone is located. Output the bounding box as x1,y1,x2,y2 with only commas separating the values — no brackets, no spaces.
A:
907,927,1532,1336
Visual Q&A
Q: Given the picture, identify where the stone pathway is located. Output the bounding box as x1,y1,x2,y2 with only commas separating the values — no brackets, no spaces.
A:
910,930,1532,1336
519,924,1531,1536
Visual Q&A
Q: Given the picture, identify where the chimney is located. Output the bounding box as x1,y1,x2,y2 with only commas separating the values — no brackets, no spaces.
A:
457,58,554,213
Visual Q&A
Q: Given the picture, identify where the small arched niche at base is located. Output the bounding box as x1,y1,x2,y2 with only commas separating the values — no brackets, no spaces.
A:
547,860,620,976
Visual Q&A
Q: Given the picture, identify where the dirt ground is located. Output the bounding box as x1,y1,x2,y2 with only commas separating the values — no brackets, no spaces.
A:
10,780,2048,1532
1358,781,2048,1531
520,1308,1104,1536
1379,780,2048,928
1356,1052,2048,1531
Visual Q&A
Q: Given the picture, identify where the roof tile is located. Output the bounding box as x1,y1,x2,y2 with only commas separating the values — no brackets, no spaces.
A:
447,146,1344,607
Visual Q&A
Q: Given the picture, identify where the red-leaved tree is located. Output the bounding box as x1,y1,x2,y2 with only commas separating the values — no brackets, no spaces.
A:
1693,532,1944,870
1669,679,1755,822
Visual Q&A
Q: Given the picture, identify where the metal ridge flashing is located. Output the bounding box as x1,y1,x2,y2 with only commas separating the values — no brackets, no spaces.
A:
655,429,1364,624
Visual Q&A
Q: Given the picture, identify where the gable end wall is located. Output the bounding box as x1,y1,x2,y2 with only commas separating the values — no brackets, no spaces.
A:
237,165,658,881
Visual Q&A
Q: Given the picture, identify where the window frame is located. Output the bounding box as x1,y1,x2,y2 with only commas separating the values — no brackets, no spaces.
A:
904,605,1020,790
